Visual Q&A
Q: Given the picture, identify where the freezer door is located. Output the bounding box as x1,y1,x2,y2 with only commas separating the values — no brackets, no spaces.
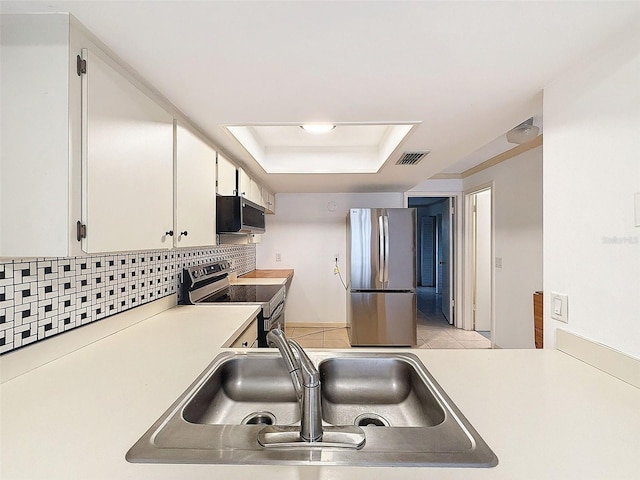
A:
385,208,416,290
349,292,416,346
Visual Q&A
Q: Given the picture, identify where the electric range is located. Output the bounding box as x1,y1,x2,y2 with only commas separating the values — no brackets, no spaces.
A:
181,260,286,347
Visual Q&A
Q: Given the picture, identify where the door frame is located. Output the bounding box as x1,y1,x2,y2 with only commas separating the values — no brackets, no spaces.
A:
463,183,495,341
404,192,462,328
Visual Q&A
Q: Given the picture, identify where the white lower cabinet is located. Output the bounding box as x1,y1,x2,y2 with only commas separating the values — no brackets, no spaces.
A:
175,123,217,247
230,319,258,348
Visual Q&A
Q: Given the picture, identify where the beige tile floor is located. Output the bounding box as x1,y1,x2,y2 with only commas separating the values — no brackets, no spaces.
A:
285,326,351,349
285,287,491,350
415,321,491,349
285,322,491,349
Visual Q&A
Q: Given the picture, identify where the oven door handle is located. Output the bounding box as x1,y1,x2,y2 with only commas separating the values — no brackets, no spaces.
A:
269,301,285,322
264,301,286,332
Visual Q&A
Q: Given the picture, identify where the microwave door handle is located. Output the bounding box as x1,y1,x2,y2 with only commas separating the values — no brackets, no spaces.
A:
378,215,385,284
383,215,390,284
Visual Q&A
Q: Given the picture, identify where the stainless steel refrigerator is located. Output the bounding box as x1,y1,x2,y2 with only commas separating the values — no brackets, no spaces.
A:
346,208,417,346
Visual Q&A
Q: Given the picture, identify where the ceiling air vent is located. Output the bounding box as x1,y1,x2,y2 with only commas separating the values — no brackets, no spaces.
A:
396,151,429,165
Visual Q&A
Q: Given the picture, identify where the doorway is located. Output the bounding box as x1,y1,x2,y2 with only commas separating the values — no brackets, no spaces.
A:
407,196,456,326
464,187,493,340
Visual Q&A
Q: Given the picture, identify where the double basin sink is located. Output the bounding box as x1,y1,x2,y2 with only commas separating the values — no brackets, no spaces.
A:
127,351,497,467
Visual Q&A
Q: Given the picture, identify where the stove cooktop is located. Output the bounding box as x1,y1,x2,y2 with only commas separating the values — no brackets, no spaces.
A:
198,284,284,304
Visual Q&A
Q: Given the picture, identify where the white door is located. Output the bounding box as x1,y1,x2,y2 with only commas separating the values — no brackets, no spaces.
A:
473,189,492,332
81,48,174,253
175,122,216,247
440,198,453,324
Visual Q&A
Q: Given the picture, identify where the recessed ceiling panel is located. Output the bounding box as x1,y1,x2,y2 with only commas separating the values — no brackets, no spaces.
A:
224,123,418,174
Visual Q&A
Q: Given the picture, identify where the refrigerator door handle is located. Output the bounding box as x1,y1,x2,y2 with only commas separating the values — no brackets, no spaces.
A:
378,215,385,283
383,215,390,284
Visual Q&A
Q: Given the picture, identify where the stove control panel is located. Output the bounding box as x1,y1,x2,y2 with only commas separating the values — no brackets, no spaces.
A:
186,260,232,284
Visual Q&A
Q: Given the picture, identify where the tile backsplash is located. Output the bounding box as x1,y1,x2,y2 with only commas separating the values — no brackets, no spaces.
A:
0,245,256,354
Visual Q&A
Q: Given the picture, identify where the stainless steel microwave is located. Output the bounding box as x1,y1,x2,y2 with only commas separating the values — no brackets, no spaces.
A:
216,196,266,234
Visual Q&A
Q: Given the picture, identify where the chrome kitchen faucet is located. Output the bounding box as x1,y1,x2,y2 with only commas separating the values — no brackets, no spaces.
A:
265,329,323,442
258,328,366,449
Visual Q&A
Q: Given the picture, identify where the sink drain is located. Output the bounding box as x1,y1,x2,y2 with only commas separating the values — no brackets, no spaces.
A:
354,413,390,427
241,411,276,425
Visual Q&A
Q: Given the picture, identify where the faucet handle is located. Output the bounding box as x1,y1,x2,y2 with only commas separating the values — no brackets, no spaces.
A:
288,340,320,387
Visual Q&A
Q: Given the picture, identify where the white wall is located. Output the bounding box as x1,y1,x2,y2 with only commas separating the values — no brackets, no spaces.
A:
410,179,463,192
543,22,640,358
464,145,543,348
256,193,403,325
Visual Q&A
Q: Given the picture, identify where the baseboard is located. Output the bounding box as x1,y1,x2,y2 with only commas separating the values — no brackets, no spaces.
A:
556,329,640,389
286,322,347,329
0,295,177,383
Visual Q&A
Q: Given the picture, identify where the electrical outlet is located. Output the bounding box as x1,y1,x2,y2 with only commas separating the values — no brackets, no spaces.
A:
275,253,281,262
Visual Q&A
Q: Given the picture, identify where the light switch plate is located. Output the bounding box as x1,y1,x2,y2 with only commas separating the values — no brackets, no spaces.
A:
551,292,568,323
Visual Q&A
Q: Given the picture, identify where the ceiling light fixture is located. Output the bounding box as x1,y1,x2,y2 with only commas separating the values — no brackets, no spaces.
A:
506,118,540,145
300,124,336,134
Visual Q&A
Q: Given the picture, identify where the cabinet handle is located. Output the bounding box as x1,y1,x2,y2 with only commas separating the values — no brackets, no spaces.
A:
242,341,248,347
165,230,174,237
180,230,188,237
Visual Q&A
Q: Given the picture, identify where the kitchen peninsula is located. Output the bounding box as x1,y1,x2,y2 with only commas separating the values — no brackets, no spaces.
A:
1,301,638,480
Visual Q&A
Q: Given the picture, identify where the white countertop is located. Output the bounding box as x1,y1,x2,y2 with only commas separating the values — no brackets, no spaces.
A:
1,305,639,480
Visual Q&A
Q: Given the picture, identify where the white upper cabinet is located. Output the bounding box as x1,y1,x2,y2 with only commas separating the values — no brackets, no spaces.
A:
216,154,237,196
80,47,174,253
238,167,263,206
262,189,276,214
238,167,251,200
174,123,216,247
250,179,263,207
1,14,82,257
1,14,178,256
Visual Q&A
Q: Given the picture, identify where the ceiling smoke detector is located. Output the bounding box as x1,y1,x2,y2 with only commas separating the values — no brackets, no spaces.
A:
396,151,429,165
506,118,540,144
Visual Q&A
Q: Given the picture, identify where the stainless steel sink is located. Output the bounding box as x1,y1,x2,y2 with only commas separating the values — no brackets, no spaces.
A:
182,356,300,426
319,356,446,427
127,351,498,467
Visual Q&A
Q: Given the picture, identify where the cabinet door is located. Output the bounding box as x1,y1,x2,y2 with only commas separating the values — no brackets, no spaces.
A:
238,168,262,205
238,168,251,199
81,48,174,253
175,123,216,247
230,319,257,348
216,154,237,196
0,14,80,257
262,189,276,214
250,178,263,206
